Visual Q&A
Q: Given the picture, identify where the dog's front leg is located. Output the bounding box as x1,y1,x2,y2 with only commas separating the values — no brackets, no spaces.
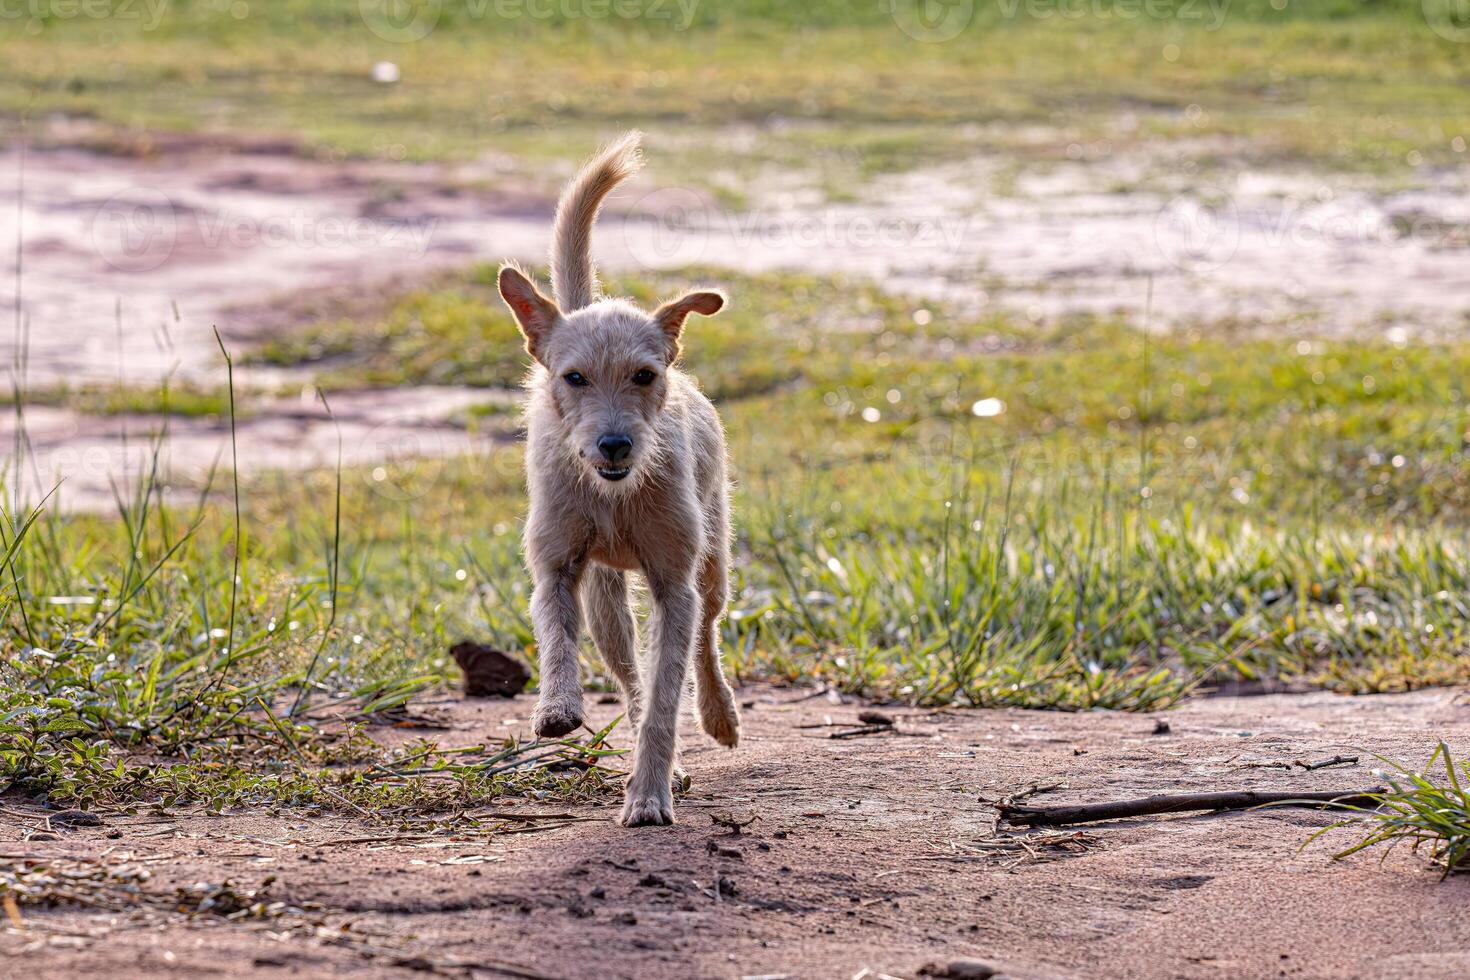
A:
620,567,697,826
528,558,587,739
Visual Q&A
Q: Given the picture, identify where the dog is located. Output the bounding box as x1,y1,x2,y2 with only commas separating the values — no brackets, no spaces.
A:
497,131,740,827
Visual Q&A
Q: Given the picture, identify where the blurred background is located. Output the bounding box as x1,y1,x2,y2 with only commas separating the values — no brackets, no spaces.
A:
1,1,1469,703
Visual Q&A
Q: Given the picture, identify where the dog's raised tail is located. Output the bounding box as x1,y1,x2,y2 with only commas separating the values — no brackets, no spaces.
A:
550,130,643,311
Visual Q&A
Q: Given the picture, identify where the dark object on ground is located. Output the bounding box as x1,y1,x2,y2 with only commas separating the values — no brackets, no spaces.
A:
1151,719,1171,735
830,724,892,739
450,641,532,698
858,710,895,727
917,959,1066,980
999,788,1386,827
712,812,758,834
49,809,103,826
918,960,1004,979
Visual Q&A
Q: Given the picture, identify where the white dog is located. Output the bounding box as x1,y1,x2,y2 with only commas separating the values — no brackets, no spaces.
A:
497,131,740,826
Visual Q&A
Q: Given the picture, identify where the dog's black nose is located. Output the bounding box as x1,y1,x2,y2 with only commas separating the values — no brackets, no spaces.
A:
597,433,633,464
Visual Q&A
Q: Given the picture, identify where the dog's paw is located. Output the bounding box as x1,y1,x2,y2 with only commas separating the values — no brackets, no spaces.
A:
619,788,675,827
532,693,585,739
699,694,741,749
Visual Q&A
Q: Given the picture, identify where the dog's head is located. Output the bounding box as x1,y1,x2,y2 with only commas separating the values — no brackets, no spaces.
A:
498,266,724,493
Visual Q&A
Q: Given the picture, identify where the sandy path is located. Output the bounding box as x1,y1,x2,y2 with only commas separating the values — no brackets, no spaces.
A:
2,135,1469,510
0,385,518,512
3,137,1468,390
9,138,1470,373
4,685,1468,979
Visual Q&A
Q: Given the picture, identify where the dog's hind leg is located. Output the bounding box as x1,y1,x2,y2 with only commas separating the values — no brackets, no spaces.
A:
582,565,641,730
695,550,740,748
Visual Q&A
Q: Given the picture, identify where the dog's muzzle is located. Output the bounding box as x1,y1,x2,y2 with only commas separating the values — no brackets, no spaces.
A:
596,433,633,481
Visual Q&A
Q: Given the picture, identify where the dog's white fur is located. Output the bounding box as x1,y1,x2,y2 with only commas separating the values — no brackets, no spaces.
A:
497,131,739,827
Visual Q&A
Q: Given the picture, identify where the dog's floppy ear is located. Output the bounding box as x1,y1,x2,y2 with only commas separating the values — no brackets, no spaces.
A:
652,290,724,359
498,266,561,363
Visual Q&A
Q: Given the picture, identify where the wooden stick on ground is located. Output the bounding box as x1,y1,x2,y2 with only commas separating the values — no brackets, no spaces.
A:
998,787,1386,827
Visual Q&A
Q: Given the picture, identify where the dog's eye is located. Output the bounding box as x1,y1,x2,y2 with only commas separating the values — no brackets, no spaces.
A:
563,372,590,388
632,369,656,386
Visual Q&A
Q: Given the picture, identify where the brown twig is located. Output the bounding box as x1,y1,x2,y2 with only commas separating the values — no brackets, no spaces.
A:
1296,754,1359,771
828,725,892,740
1236,754,1360,773
998,787,1386,827
711,812,758,834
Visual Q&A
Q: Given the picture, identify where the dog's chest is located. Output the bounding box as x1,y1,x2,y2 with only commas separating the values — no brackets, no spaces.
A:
587,510,641,572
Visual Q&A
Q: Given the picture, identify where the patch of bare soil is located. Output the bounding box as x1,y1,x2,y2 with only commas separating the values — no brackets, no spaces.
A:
4,686,1469,979
6,131,1470,514
0,385,520,512
8,132,1470,392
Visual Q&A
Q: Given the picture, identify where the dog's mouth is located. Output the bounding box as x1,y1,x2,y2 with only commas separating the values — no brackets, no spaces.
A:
596,466,631,482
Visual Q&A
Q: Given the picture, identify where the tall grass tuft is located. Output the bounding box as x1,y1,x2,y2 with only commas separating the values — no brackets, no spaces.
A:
1320,743,1470,878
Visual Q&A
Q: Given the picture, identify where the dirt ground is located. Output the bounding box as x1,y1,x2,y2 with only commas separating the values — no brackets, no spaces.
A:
6,133,1470,511
4,684,1469,980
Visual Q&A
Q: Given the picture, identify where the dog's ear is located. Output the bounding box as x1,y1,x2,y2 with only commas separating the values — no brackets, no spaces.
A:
498,266,561,363
652,291,724,359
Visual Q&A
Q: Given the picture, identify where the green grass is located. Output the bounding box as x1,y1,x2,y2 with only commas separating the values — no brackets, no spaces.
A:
245,266,919,401
3,0,1467,872
1320,742,1470,877
4,0,1469,186
4,262,1470,816
3,383,233,419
